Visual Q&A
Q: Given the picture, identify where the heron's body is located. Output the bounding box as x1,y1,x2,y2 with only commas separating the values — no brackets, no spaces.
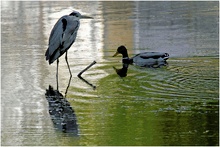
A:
45,14,80,64
45,11,92,89
113,46,169,67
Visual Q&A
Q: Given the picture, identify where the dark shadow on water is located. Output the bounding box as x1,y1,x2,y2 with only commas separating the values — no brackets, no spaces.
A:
45,59,96,135
113,61,168,78
113,63,129,78
45,84,79,136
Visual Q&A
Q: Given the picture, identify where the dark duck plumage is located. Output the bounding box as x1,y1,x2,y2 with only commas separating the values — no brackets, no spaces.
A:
113,63,129,77
113,45,169,67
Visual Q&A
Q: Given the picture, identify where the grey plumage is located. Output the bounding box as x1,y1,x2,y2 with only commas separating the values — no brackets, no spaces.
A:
113,45,169,67
45,11,93,89
45,12,80,64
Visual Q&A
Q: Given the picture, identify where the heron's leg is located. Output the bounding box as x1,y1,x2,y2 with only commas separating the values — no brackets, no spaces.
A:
65,51,72,78
56,59,59,90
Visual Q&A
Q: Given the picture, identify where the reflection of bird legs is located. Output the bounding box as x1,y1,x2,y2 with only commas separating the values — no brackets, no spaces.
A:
56,51,72,93
56,59,59,90
65,75,72,97
65,61,96,96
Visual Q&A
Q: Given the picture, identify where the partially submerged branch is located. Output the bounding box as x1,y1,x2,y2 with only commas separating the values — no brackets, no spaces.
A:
77,61,97,77
77,61,97,89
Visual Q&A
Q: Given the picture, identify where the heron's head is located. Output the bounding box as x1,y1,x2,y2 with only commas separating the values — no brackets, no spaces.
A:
113,45,128,57
69,11,93,19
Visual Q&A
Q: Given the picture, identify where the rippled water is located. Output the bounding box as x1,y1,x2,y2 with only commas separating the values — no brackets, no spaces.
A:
1,1,219,146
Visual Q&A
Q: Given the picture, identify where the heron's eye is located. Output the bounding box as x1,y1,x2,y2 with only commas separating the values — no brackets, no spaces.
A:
70,12,77,16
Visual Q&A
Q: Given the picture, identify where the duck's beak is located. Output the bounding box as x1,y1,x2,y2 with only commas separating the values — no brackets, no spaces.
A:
113,51,119,57
80,15,93,19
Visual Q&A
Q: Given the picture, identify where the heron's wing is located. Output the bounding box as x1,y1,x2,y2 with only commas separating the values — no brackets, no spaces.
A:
45,16,65,59
45,16,80,63
60,17,80,52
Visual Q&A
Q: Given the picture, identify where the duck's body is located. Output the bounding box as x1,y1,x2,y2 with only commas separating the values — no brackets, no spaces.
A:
113,46,169,67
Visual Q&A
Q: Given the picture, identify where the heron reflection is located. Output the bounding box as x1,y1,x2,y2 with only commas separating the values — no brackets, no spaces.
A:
45,84,78,135
45,63,96,134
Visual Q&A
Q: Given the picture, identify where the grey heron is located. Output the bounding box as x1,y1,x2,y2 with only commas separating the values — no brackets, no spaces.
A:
45,11,93,86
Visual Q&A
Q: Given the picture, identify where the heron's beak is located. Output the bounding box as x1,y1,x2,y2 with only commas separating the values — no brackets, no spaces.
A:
80,15,93,19
113,51,119,57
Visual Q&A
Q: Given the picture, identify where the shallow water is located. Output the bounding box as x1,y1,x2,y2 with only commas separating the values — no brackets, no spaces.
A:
1,1,219,146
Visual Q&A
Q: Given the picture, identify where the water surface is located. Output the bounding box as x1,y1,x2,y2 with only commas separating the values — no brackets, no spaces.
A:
1,1,219,146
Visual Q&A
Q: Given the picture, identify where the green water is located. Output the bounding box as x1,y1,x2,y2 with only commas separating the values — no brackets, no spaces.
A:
1,1,219,146
66,57,218,146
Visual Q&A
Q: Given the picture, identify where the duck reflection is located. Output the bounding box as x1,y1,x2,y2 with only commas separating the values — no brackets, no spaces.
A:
113,60,168,77
45,85,78,135
113,63,129,77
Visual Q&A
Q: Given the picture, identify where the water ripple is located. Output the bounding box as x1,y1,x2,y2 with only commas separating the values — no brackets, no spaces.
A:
118,57,219,107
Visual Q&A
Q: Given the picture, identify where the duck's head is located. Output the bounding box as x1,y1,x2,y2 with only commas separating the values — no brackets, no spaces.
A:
113,45,129,58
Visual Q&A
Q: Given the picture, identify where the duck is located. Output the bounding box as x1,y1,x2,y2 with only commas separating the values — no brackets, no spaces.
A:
113,45,169,67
